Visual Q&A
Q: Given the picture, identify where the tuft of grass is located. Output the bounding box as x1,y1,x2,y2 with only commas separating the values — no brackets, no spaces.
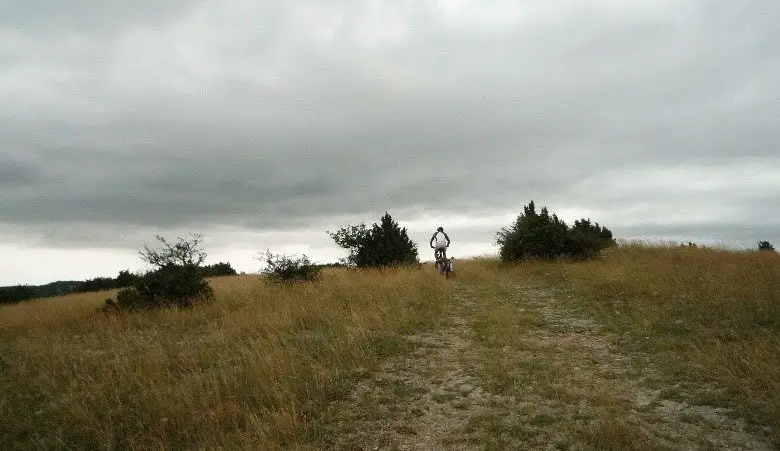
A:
576,418,664,451
0,267,451,449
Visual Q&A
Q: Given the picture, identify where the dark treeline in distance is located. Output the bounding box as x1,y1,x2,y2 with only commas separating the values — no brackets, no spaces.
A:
0,262,237,305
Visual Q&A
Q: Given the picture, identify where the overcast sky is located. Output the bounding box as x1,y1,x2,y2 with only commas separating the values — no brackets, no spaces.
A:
1,0,778,285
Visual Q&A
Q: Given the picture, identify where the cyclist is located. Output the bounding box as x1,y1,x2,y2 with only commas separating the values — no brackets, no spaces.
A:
430,227,451,261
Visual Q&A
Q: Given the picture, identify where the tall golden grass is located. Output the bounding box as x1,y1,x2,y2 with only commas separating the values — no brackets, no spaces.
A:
0,267,451,449
1,245,777,448
571,245,779,441
480,244,779,443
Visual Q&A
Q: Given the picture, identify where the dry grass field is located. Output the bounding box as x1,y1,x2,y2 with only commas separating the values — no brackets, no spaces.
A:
1,245,777,449
442,246,779,449
0,268,451,449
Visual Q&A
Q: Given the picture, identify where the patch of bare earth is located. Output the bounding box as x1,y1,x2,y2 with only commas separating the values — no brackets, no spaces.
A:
316,285,773,450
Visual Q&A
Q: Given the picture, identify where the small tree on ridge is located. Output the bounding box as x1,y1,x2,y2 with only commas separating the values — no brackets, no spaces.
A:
329,212,419,267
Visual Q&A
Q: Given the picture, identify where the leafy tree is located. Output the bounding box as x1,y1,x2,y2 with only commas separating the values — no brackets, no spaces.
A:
328,223,370,266
329,212,419,267
497,201,615,262
117,234,213,309
758,241,775,251
259,251,321,283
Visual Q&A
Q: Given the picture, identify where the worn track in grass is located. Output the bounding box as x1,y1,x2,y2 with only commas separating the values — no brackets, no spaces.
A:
316,281,773,450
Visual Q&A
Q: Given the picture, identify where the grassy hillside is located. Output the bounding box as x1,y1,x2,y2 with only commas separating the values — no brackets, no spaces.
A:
0,269,452,449
1,246,777,449
560,244,779,442
457,246,779,448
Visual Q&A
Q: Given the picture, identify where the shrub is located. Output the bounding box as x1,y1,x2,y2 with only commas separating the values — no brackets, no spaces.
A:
116,234,214,309
199,262,238,277
133,264,214,308
259,251,321,283
497,201,569,261
566,218,616,259
116,266,214,309
328,212,419,267
115,269,140,287
497,201,615,262
116,287,143,309
758,241,775,251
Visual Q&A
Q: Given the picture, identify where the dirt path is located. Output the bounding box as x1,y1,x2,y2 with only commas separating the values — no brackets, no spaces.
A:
319,283,773,450
320,285,501,449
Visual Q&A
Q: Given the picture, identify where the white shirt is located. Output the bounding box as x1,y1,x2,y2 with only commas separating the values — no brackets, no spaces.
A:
433,231,449,247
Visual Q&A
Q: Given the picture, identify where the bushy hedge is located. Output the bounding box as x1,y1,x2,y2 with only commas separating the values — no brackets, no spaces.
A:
259,251,321,283
567,218,616,259
497,201,615,262
199,262,237,277
0,285,37,305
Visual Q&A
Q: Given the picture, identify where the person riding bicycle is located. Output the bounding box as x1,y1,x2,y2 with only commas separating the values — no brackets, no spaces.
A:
430,227,451,261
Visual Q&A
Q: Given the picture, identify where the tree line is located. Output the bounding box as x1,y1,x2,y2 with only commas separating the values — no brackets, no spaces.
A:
3,201,775,307
0,262,236,305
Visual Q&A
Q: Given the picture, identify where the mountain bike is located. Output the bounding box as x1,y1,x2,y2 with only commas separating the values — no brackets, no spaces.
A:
435,256,454,278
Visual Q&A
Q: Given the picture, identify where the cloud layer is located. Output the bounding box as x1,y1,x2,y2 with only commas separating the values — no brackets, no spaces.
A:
2,1,778,283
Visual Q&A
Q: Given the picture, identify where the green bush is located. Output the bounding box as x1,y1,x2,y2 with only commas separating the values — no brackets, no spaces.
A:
115,269,140,287
199,262,238,277
566,218,615,259
758,241,775,251
116,286,143,309
259,251,321,283
116,264,214,309
137,264,214,308
116,234,214,309
328,212,419,267
497,201,568,261
497,201,615,262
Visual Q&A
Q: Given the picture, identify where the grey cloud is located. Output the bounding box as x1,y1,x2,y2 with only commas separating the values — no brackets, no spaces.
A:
0,1,198,34
616,223,779,250
0,153,43,187
1,0,778,253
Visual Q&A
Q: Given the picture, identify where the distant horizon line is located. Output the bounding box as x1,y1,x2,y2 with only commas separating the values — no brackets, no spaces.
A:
3,238,776,289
